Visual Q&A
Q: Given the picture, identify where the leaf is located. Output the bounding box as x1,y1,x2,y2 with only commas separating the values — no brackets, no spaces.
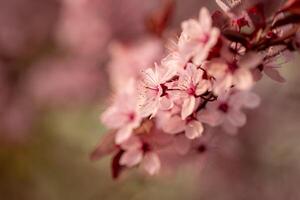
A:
272,13,300,28
90,131,117,161
223,30,249,47
281,0,300,14
111,150,125,179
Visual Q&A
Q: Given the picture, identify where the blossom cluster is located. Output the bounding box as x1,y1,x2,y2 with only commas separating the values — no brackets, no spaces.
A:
93,0,300,178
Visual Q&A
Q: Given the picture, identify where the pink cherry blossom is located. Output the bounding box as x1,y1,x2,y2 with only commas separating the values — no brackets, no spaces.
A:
180,7,220,65
94,3,300,179
159,111,204,140
139,63,177,117
207,52,262,95
177,63,211,119
198,90,260,134
101,80,142,144
119,136,161,175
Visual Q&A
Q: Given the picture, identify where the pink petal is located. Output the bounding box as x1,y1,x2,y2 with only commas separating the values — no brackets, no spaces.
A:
120,136,142,151
101,107,125,128
115,125,133,144
264,67,286,83
199,7,212,32
181,96,196,119
90,131,117,161
159,64,178,83
162,115,186,134
159,96,174,110
242,92,260,109
193,46,210,65
139,97,159,118
142,68,158,87
185,120,204,139
234,68,253,90
120,149,143,167
181,19,202,39
227,109,246,127
142,152,161,175
186,63,201,84
196,81,210,96
197,109,223,126
207,28,220,47
213,75,232,95
229,91,260,109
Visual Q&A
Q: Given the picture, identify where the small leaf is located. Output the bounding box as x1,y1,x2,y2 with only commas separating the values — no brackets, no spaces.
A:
111,150,125,179
90,131,117,161
272,13,300,28
223,30,249,47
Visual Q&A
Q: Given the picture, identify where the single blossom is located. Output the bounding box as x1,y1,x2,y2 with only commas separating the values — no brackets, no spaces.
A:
119,136,161,175
101,80,142,144
206,51,262,94
158,109,204,140
179,7,220,65
198,90,260,134
177,63,211,119
139,63,177,117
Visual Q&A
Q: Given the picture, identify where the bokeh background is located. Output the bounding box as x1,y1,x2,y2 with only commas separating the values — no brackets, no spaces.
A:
1,0,300,199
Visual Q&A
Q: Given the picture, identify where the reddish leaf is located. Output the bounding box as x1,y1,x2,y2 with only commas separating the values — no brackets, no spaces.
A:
90,131,117,161
281,0,300,14
111,150,125,179
272,13,300,28
223,30,249,47
247,3,266,32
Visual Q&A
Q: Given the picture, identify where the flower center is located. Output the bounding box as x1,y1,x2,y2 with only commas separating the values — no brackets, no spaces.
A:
128,112,136,122
228,62,238,73
159,84,168,97
187,84,196,96
218,103,229,113
142,143,151,153
199,33,209,44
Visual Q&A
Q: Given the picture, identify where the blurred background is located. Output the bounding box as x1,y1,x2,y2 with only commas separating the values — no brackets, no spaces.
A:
0,0,300,199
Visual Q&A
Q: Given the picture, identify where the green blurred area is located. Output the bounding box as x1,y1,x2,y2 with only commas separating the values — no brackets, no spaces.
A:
0,106,198,200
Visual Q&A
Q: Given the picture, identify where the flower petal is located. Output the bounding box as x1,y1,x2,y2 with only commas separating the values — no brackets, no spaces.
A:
234,68,253,90
185,120,204,139
115,125,133,144
264,66,286,83
243,92,260,109
142,152,161,175
162,115,186,134
181,96,196,119
159,96,174,110
197,109,222,126
227,109,247,127
199,7,212,32
120,149,143,167
120,136,142,150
